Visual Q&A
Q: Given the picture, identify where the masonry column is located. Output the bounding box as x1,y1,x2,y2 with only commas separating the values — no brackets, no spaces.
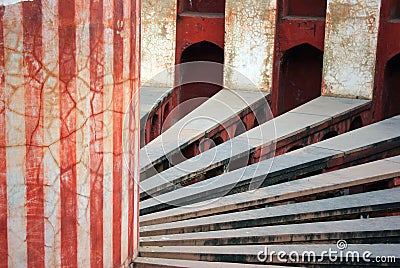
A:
0,0,140,267
322,0,381,100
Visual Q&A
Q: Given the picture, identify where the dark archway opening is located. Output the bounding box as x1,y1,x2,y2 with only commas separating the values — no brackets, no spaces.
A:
389,0,400,20
349,116,363,131
321,131,338,141
234,121,247,137
287,144,304,153
209,136,224,149
383,53,400,119
149,114,159,142
163,103,170,123
279,44,323,114
179,41,224,104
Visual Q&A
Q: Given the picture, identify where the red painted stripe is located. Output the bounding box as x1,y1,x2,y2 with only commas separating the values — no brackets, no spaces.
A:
128,0,140,256
112,0,124,265
59,0,78,266
22,1,45,267
0,7,8,268
89,0,104,267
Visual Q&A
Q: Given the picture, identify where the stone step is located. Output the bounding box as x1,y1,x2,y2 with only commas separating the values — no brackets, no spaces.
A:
140,188,400,237
140,97,371,200
133,257,295,267
140,156,400,226
140,216,400,247
140,89,269,179
140,115,400,216
138,244,400,267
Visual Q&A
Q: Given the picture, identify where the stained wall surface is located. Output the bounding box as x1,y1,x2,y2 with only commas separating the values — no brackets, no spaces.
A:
0,0,140,267
141,0,177,87
224,0,277,92
322,0,381,99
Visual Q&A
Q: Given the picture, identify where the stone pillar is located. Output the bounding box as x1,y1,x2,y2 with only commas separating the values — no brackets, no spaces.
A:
322,0,381,99
141,0,177,87
224,0,277,92
0,0,140,267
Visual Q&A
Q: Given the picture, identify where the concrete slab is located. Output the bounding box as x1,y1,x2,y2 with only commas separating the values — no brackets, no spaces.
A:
139,244,400,266
140,97,370,199
140,216,400,246
134,257,296,268
140,188,400,237
140,89,269,173
140,155,400,226
141,115,400,209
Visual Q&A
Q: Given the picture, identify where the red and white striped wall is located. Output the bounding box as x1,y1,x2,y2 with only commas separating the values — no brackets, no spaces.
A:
0,0,141,267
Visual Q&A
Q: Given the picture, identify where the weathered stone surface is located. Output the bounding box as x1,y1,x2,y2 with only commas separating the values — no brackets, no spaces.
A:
141,0,176,87
140,216,400,246
0,1,140,267
140,97,370,201
224,0,277,92
140,89,269,171
140,155,400,226
140,188,400,237
322,0,381,99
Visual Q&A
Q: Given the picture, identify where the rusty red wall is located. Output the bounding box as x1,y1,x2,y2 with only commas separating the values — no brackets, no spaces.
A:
174,0,225,114
0,0,140,267
373,0,400,121
271,0,326,115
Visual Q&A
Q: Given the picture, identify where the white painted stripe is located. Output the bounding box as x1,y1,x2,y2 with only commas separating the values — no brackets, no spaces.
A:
103,0,114,266
42,0,61,267
4,4,27,267
121,0,131,263
133,93,140,257
75,0,91,267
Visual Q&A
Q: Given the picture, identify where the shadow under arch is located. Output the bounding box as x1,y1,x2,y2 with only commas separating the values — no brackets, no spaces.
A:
383,52,400,119
175,41,224,119
279,43,324,114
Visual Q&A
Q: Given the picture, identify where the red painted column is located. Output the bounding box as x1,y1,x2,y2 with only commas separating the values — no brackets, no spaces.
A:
271,0,326,115
0,0,141,267
22,1,46,267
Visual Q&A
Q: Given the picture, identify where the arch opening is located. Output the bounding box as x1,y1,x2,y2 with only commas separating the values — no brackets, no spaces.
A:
287,144,304,153
279,43,323,114
234,121,247,137
383,53,400,119
149,114,160,142
321,131,338,141
349,116,363,131
209,136,224,149
389,0,400,20
178,41,224,115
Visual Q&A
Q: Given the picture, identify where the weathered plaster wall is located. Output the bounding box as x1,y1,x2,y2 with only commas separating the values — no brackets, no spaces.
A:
322,0,381,99
0,0,140,267
141,0,177,87
224,0,277,92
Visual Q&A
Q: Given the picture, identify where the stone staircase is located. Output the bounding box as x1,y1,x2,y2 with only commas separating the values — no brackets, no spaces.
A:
135,97,400,267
